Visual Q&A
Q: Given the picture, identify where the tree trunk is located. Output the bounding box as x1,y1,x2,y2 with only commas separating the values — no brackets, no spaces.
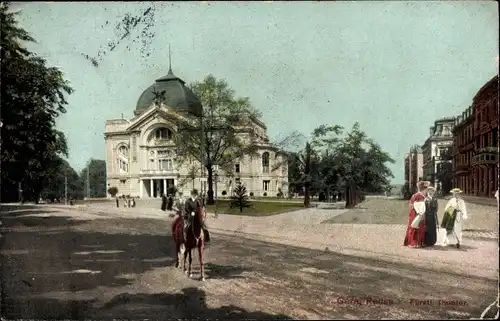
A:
304,185,311,207
345,181,357,209
206,166,215,205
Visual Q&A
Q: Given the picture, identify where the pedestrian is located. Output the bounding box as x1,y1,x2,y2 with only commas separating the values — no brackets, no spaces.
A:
161,193,167,211
403,181,430,248
423,186,439,247
116,196,119,208
438,188,468,249
131,197,136,208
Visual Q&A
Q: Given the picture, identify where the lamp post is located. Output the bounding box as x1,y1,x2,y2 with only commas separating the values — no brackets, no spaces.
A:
213,164,219,218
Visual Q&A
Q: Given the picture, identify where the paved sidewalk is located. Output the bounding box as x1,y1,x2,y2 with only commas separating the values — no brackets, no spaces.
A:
206,208,499,280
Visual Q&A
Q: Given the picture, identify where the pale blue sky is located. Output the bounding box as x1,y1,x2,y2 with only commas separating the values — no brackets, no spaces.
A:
15,1,498,183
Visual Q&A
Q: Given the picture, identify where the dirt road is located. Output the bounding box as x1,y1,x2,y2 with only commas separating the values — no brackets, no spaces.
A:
0,205,497,319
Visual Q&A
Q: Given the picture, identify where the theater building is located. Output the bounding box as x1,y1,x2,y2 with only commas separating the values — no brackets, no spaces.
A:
471,75,498,198
104,67,289,198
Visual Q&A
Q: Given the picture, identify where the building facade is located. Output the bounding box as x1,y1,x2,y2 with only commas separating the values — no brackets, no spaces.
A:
104,68,289,198
471,75,498,198
451,106,474,195
421,118,455,192
404,145,424,193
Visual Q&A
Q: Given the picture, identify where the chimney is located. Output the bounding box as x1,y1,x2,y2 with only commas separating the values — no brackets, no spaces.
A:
429,127,434,136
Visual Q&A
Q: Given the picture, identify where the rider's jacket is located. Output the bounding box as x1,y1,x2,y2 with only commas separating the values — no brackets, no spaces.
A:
184,197,200,222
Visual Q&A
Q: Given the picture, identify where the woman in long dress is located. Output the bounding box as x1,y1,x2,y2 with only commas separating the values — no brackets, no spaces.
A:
424,186,439,246
439,188,468,248
403,181,430,248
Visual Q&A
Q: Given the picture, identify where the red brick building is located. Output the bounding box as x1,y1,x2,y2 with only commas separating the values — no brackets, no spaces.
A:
452,106,474,194
472,75,498,197
452,75,498,198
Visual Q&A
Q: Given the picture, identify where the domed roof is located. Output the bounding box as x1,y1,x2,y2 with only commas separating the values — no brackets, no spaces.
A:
135,68,202,117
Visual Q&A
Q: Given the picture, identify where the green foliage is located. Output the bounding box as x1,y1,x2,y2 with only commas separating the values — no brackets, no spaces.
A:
41,156,83,200
222,190,227,196
401,182,411,200
108,187,119,197
1,3,73,202
167,185,177,196
284,122,395,208
276,188,284,198
175,74,261,205
80,159,107,198
229,183,252,212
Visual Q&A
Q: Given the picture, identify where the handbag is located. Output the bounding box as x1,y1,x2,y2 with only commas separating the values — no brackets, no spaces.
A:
441,206,457,232
411,214,424,229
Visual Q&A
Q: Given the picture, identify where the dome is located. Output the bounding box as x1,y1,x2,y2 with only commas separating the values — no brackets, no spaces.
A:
135,68,202,117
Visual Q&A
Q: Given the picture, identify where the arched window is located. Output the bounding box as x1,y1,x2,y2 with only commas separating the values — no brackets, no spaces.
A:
262,152,269,173
117,145,129,173
155,127,173,140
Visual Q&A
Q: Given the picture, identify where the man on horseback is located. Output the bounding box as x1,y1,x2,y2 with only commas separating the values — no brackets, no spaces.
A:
183,189,210,242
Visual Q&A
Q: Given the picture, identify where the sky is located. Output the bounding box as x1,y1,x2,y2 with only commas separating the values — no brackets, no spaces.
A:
14,1,499,184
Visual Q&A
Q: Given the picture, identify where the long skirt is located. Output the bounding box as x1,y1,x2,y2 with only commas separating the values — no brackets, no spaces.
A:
424,212,438,246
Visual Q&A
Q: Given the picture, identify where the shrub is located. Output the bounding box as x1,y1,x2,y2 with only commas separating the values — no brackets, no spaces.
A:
167,185,178,196
277,188,284,198
229,184,252,212
108,187,118,197
222,190,227,196
249,192,254,197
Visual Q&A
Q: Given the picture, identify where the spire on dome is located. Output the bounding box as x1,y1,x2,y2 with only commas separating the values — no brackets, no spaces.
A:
168,44,172,74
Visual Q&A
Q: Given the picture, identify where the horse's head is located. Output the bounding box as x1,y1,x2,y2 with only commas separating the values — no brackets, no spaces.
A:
193,206,205,226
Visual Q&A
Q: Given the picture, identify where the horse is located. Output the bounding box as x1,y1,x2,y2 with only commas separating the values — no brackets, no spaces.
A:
171,206,206,281
171,214,186,269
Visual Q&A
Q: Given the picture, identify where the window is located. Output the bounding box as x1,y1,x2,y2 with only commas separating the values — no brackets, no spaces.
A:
117,145,129,173
263,180,270,191
262,152,270,173
118,146,128,157
155,127,173,140
118,159,128,172
158,159,173,170
235,163,240,173
157,150,174,170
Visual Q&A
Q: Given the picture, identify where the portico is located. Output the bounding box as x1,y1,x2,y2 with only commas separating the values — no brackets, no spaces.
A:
140,178,176,198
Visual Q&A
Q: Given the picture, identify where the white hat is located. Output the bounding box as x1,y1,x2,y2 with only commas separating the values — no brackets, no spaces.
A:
450,188,463,194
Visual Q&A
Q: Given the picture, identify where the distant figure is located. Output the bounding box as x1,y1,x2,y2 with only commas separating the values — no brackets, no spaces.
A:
131,197,136,208
116,196,119,208
174,192,185,217
167,194,174,211
424,186,439,247
161,194,167,211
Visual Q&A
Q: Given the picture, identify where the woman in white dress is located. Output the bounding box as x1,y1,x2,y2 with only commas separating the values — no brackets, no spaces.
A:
439,188,468,248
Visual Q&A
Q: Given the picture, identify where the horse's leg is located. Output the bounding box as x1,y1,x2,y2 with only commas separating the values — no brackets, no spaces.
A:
183,248,188,273
174,243,180,268
188,249,193,278
199,241,205,281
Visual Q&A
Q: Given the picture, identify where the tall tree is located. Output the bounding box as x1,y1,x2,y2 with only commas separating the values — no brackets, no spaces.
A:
175,74,261,205
42,156,84,200
80,159,107,198
1,2,73,202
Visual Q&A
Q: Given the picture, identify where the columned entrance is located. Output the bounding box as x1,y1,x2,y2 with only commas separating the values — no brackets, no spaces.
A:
140,178,176,198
